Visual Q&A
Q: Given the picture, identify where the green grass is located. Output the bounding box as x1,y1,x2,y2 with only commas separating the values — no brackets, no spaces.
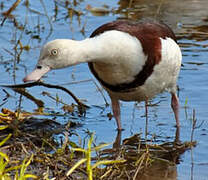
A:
0,125,37,180
66,133,126,179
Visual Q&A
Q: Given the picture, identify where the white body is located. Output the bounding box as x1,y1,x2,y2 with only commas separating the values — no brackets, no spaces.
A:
89,32,182,101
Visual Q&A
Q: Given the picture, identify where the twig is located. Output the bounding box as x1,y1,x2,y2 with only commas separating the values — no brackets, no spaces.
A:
1,0,21,26
1,81,89,109
190,108,204,143
62,78,109,106
13,88,44,108
91,80,109,106
133,152,146,180
41,91,66,106
39,0,53,41
128,0,134,9
154,0,164,20
145,99,148,141
0,100,8,108
191,109,196,143
190,109,196,180
60,79,92,86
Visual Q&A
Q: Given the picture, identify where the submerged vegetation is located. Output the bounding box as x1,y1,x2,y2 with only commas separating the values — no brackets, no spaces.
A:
0,108,196,179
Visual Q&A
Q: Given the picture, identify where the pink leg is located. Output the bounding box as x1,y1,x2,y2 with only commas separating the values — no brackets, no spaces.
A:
111,97,122,130
171,93,180,128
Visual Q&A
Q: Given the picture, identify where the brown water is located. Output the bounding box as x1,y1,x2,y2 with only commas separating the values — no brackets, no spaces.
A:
1,0,208,179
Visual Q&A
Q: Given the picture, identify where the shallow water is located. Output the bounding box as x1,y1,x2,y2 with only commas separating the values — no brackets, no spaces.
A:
1,0,208,179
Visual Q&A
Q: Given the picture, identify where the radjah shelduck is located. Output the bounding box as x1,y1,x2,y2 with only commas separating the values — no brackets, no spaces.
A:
23,20,182,131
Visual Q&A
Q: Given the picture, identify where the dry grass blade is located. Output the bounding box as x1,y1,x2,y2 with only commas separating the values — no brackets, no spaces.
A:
1,0,21,26
91,143,112,152
2,0,21,17
133,151,148,180
0,125,9,131
0,134,12,147
92,159,126,170
16,154,37,179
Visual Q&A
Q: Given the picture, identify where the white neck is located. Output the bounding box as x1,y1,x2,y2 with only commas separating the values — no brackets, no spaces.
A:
64,30,144,66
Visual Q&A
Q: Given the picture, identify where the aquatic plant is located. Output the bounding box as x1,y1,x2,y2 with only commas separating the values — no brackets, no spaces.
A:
66,133,126,179
0,125,37,180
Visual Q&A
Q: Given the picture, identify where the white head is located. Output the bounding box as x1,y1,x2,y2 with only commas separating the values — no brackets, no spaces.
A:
23,30,139,83
23,39,81,82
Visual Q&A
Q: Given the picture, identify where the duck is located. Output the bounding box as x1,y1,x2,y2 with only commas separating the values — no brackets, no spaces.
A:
23,20,182,131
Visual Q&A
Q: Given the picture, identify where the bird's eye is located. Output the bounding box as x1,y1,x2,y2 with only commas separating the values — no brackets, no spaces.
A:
51,49,58,56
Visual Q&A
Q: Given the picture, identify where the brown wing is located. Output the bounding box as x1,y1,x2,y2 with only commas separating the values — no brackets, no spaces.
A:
90,20,176,41
88,20,177,92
